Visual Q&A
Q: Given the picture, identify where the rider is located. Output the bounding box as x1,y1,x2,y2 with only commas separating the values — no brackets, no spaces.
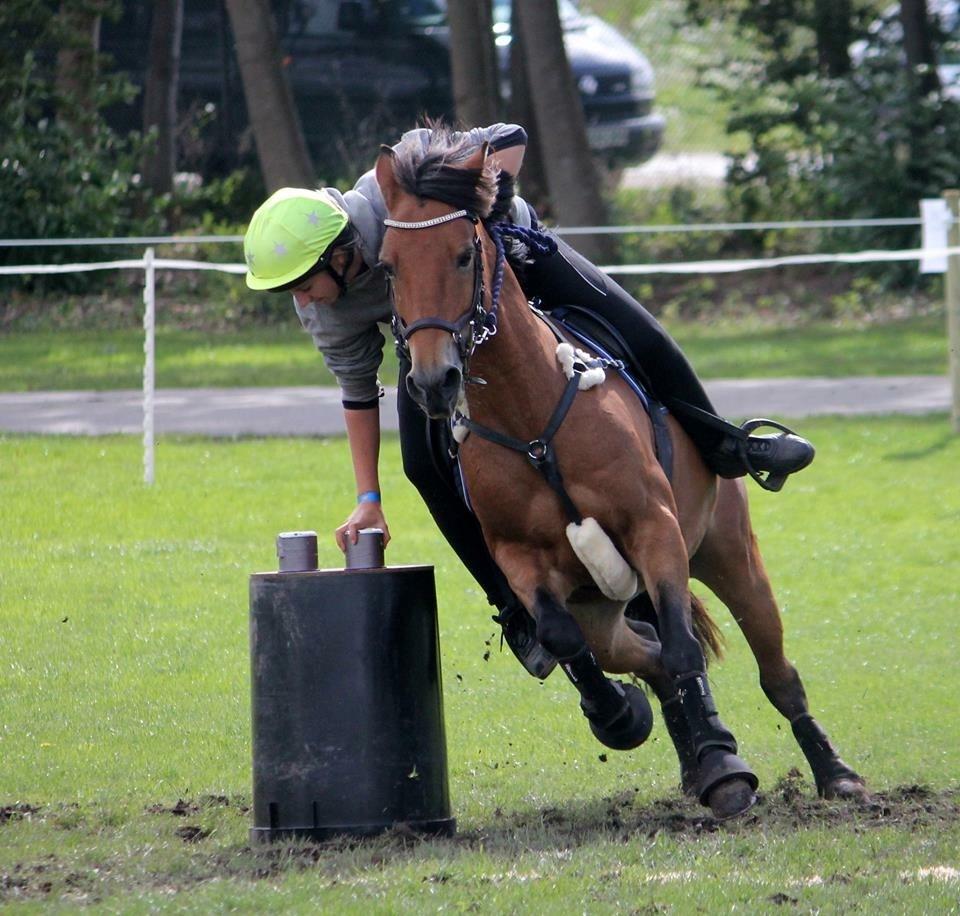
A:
243,122,815,681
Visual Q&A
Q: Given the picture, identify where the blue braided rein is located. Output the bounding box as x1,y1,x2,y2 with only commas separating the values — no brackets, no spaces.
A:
485,222,559,330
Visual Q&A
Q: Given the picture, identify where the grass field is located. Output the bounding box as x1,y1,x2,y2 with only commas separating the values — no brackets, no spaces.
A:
0,311,947,392
1,415,958,911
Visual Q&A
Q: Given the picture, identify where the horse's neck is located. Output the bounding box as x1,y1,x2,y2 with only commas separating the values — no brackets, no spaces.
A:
465,271,565,434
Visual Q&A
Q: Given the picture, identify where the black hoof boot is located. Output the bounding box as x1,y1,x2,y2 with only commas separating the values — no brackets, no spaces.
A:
791,713,868,800
584,682,654,751
697,749,759,819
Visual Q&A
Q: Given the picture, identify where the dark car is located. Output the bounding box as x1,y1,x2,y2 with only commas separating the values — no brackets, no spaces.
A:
101,0,665,178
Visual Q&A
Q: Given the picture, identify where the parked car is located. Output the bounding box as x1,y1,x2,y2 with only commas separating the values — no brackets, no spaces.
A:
100,0,665,179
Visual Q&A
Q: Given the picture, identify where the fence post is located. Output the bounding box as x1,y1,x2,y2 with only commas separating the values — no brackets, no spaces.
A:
946,191,960,433
143,247,156,484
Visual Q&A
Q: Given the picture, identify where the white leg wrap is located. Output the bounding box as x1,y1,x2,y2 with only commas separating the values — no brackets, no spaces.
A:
566,517,638,601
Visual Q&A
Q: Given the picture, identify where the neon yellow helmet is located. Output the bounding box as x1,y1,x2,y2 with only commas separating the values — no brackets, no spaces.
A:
244,187,350,291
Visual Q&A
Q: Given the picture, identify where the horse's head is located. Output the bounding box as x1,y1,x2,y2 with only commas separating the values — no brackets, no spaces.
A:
375,132,500,419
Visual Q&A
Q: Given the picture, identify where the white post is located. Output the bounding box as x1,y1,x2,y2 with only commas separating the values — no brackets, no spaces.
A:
143,247,156,484
946,191,960,434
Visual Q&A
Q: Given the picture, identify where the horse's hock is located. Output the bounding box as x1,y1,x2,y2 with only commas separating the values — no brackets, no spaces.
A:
248,531,455,842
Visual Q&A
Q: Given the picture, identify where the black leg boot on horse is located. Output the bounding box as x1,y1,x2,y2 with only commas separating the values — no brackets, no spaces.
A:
655,584,758,818
518,236,815,491
535,588,653,750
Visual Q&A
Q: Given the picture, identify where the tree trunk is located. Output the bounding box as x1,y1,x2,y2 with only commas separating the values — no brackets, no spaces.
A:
55,1,104,132
512,2,613,263
142,0,184,196
224,0,315,191
900,0,941,95
507,0,549,216
814,0,852,77
446,0,501,126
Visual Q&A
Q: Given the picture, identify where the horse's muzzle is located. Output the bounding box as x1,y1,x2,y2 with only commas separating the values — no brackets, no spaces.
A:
406,363,463,419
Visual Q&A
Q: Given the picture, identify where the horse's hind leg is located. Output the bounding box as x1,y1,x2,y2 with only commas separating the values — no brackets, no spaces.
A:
692,478,867,800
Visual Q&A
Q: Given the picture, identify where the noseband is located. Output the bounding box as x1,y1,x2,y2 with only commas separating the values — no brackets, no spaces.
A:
384,209,497,365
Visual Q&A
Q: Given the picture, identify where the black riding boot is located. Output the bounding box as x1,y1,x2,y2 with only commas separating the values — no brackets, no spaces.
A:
520,235,815,489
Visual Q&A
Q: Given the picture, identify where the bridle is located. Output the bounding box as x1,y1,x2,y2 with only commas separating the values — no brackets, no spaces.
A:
383,208,499,365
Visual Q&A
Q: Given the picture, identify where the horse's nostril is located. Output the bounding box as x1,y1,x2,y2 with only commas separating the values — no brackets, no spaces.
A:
442,366,462,395
405,374,422,400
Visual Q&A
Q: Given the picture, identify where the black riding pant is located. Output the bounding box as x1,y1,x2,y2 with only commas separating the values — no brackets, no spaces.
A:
520,236,726,456
398,368,515,610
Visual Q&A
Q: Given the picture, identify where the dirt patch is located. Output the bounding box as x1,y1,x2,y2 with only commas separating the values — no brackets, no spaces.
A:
3,781,958,902
0,804,40,824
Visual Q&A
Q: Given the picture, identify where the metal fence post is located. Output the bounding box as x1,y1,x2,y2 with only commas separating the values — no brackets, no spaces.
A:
946,191,960,433
143,247,156,484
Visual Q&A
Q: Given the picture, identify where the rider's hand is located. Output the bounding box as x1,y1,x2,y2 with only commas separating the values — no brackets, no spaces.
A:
335,500,391,553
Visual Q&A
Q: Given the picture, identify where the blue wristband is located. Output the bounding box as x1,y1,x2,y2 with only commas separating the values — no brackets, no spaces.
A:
357,490,381,504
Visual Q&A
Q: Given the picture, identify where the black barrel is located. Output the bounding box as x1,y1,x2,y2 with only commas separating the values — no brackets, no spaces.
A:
249,565,455,841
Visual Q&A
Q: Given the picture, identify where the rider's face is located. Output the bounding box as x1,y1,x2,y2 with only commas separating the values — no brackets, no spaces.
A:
291,247,357,307
292,267,341,309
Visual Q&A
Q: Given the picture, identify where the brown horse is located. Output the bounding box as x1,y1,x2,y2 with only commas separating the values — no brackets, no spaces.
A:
375,133,866,819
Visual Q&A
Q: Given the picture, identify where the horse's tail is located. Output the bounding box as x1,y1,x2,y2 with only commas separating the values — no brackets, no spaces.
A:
691,592,725,664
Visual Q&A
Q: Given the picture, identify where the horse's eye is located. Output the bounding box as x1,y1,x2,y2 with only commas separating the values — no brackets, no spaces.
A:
456,248,473,270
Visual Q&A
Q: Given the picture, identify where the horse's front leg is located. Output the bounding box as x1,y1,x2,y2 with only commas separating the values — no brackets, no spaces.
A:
532,587,654,751
493,548,654,750
630,519,759,819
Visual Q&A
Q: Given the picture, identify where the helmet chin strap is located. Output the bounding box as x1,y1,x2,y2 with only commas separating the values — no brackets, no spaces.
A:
324,247,353,293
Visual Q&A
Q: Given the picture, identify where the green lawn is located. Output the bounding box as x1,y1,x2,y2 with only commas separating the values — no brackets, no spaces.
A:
1,416,958,910
0,312,947,392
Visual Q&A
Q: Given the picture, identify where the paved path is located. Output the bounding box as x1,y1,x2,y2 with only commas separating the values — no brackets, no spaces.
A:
0,376,950,437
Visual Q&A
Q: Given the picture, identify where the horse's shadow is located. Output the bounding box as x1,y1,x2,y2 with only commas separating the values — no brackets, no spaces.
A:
884,431,956,461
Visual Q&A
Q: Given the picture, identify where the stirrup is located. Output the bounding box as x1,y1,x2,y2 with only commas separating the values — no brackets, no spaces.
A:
738,418,801,493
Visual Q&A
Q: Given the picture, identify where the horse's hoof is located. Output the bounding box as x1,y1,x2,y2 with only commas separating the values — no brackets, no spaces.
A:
696,749,759,817
822,777,870,801
588,682,653,750
705,777,758,820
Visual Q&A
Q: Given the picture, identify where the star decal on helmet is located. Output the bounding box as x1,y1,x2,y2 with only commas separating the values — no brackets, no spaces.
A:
306,210,320,226
273,242,288,256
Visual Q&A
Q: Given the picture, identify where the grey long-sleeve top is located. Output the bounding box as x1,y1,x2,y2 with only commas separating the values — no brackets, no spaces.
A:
293,123,532,405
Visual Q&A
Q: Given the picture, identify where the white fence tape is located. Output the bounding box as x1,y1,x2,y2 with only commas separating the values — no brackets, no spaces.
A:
4,240,957,483
3,247,960,278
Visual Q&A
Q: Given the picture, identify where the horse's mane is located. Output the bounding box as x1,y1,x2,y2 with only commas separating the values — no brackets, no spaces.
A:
391,124,515,224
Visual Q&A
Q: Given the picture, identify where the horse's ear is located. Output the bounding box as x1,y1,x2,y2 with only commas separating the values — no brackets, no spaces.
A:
462,141,491,172
375,144,400,209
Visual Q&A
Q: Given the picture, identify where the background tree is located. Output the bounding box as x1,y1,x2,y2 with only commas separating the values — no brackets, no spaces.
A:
512,2,614,263
446,0,501,127
900,0,942,95
141,0,183,197
685,0,960,273
224,0,314,191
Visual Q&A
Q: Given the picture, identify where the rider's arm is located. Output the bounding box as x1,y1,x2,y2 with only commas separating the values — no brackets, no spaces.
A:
336,404,391,551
